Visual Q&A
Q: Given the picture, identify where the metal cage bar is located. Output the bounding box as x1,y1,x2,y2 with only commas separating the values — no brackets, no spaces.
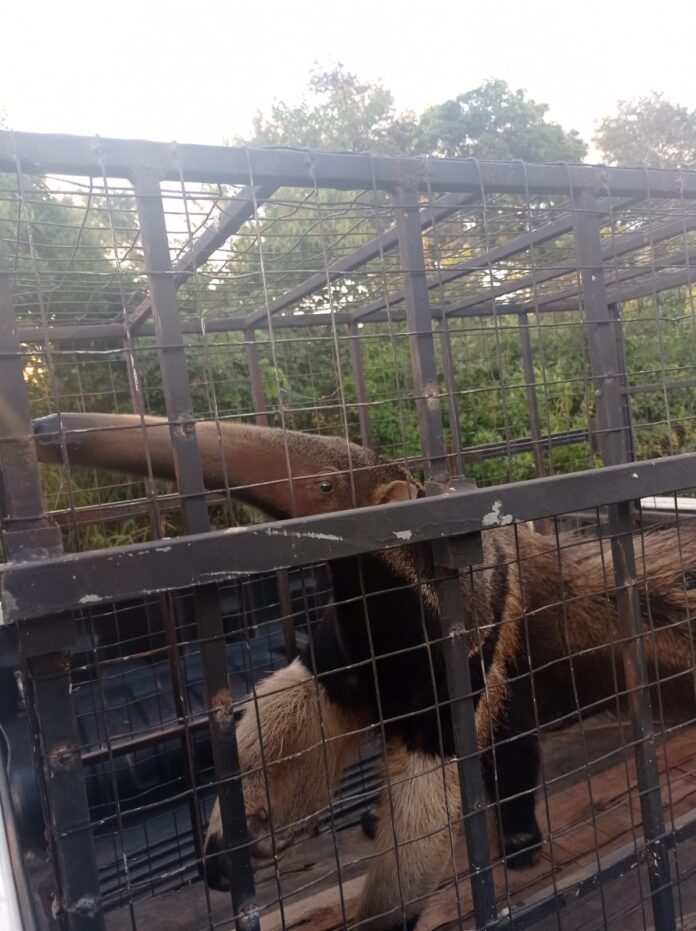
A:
0,239,105,931
128,184,278,331
132,170,260,931
5,452,696,622
518,312,546,480
393,180,498,928
348,321,372,448
573,189,676,931
3,135,696,931
3,130,696,197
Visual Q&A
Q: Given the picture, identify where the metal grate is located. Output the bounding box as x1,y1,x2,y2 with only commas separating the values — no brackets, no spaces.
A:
2,133,696,931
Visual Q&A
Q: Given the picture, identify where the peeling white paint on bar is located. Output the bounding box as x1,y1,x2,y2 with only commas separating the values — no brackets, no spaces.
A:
481,500,514,527
263,528,343,542
0,592,17,627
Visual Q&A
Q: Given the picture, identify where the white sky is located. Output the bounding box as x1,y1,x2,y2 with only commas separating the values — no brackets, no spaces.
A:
2,0,695,158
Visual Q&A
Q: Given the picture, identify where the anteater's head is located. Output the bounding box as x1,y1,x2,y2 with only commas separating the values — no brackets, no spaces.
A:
32,412,423,518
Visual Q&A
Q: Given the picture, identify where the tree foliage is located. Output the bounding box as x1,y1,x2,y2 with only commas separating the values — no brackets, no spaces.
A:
240,65,418,155
5,76,696,554
242,68,588,164
595,93,696,168
416,79,587,162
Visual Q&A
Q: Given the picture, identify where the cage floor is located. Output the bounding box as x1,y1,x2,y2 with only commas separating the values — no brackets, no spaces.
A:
101,717,696,931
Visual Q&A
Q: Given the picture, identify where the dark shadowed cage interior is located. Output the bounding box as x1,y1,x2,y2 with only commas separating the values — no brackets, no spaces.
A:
3,133,696,931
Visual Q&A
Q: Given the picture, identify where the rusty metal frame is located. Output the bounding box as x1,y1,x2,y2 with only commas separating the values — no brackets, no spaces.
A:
2,130,696,196
2,132,696,931
5,452,696,624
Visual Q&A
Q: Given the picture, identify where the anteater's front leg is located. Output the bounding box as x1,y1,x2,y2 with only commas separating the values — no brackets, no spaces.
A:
480,665,543,869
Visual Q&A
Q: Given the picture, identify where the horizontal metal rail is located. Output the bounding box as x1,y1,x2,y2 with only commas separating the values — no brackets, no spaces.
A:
349,195,636,323
2,131,696,197
127,183,278,331
243,191,480,328
538,260,696,314
511,244,696,317
13,246,695,344
439,216,696,318
4,451,696,623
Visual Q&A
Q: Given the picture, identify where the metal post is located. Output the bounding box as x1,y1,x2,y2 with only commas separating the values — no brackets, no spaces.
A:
518,313,550,534
122,300,206,872
245,329,297,660
273,569,297,662
0,239,105,931
134,172,259,931
245,329,270,427
348,321,372,448
438,316,463,474
518,313,545,479
394,181,497,928
609,301,636,463
574,189,675,931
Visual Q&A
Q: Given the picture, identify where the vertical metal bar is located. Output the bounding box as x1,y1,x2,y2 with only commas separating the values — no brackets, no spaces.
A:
609,301,636,462
122,310,206,871
0,239,105,931
133,171,258,931
275,568,298,662
348,321,372,447
0,248,62,556
245,328,297,659
518,312,550,534
245,329,270,427
439,316,463,474
25,648,106,931
394,181,497,928
518,313,545,479
574,189,675,931
394,185,449,484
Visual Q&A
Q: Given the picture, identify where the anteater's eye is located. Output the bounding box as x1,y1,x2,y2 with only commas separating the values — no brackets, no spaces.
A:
319,479,334,493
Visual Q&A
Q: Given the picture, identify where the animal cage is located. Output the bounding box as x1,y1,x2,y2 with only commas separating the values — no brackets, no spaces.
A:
3,132,696,931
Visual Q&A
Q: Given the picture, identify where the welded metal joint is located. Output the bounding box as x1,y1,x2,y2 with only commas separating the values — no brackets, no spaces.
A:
47,743,80,772
430,477,484,570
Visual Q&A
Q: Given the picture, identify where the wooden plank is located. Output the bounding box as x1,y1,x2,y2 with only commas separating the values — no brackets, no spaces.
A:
420,724,696,930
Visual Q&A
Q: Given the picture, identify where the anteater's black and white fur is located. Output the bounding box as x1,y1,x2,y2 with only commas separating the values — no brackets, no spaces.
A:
33,413,696,931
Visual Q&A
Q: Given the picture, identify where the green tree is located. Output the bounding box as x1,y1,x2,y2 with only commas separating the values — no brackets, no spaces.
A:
242,70,587,164
416,79,587,161
240,64,418,155
595,93,696,167
225,71,593,477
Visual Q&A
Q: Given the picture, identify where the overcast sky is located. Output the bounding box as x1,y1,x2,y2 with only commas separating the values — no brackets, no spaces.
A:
3,0,695,157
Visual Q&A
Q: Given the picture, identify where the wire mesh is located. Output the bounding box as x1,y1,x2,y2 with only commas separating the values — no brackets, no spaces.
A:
3,134,696,931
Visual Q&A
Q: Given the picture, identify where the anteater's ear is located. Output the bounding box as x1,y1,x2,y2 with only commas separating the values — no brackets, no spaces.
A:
370,480,418,507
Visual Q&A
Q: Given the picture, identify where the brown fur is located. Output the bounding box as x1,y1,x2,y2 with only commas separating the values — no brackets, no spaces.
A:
33,413,696,928
32,413,419,519
204,658,364,863
356,741,461,930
